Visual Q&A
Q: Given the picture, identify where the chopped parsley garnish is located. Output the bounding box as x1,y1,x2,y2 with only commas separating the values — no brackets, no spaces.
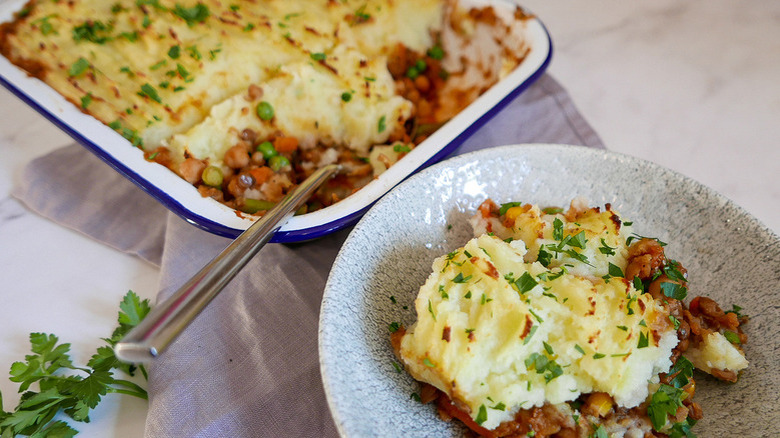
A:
243,23,255,32
80,93,93,109
33,15,56,35
475,404,488,425
168,45,181,59
638,331,649,348
452,273,472,284
310,52,327,61
388,321,400,333
632,276,644,292
341,91,353,102
410,392,421,402
626,293,637,315
552,218,564,241
536,247,553,267
723,330,741,344
186,45,202,60
593,353,605,359
391,362,402,373
574,344,585,355
607,262,624,278
525,352,563,383
137,0,167,11
119,31,138,42
72,20,113,44
542,341,554,355
427,300,436,321
438,285,448,299
68,57,90,77
647,384,686,431
173,3,210,27
598,238,616,255
663,261,687,283
669,314,681,330
617,325,628,331
568,231,587,249
149,60,167,70
667,356,694,388
725,304,745,318
423,357,435,368
351,4,371,24
523,325,537,345
660,282,687,300
389,295,397,304
528,308,544,323
377,115,386,133
464,291,472,299
591,425,608,438
393,144,411,153
489,401,506,411
515,272,538,293
138,83,162,103
627,233,667,247
668,418,698,438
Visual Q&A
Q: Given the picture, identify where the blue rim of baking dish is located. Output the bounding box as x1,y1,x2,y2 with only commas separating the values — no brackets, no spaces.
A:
0,14,552,243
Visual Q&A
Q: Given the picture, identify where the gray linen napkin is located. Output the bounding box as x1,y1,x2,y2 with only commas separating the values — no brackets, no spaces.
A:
13,74,603,437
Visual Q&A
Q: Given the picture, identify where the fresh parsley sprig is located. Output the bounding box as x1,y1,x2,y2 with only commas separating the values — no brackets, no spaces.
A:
0,291,151,437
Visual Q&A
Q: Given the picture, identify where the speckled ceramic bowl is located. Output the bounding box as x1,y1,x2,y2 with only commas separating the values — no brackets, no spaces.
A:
319,144,780,437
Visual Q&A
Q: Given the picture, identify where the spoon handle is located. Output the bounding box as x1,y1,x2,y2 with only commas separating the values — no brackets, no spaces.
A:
114,164,340,363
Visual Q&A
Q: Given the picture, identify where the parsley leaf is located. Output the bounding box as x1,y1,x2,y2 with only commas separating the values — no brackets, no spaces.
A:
647,384,686,431
0,291,150,437
475,404,488,425
598,238,616,255
138,83,162,103
68,58,90,77
515,272,538,293
173,3,210,26
660,282,687,300
452,273,472,284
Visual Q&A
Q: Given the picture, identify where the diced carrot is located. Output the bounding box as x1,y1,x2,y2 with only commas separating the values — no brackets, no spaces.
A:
273,136,299,153
249,166,274,185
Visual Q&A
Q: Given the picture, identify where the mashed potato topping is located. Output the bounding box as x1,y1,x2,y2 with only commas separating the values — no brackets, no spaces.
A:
400,208,676,430
396,199,749,436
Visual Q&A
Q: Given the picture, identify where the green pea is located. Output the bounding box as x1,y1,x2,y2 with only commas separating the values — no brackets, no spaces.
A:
256,141,277,159
256,101,274,121
241,198,276,214
201,165,223,187
269,155,290,171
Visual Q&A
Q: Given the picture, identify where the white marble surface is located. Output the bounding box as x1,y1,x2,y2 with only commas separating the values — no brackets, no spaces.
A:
0,1,777,436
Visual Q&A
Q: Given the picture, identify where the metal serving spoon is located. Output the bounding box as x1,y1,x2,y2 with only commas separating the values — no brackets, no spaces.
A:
114,164,341,363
